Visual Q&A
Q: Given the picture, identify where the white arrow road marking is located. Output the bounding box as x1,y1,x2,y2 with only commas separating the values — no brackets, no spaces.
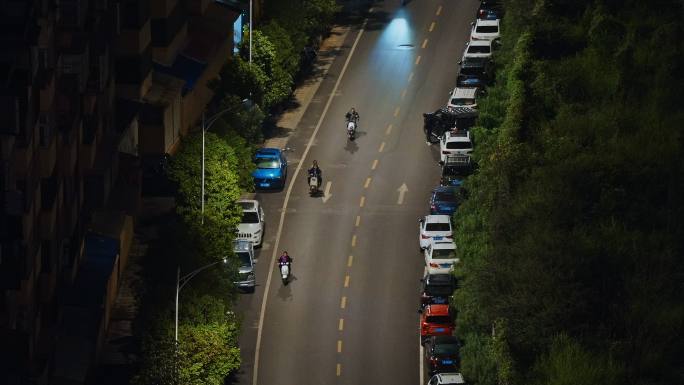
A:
322,181,333,203
397,183,408,205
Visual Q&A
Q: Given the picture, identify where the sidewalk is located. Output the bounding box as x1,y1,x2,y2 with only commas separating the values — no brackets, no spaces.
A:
264,25,351,149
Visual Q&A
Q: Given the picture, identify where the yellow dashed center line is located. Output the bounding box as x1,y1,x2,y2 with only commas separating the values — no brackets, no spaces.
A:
429,21,436,32
393,107,400,117
436,5,442,15
386,123,394,135
355,215,361,226
372,159,378,170
378,142,386,152
415,55,421,65
337,340,343,353
344,275,350,287
422,38,428,49
359,196,365,207
347,255,354,267
339,318,344,331
408,72,414,82
364,178,371,189
336,363,342,376
340,296,347,309
351,235,357,247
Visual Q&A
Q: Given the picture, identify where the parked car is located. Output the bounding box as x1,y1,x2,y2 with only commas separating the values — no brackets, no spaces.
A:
424,239,459,274
458,57,492,85
420,273,457,311
419,215,453,250
476,0,503,20
439,131,473,163
233,239,256,292
440,154,473,187
470,19,500,41
421,304,455,343
424,335,461,375
447,87,479,109
430,185,463,215
236,199,265,247
428,373,466,385
252,148,288,189
460,40,492,63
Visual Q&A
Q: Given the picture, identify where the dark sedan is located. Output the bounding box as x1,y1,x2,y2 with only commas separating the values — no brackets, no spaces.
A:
424,336,461,375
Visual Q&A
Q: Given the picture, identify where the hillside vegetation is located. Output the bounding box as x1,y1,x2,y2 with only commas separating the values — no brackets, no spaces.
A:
454,1,684,384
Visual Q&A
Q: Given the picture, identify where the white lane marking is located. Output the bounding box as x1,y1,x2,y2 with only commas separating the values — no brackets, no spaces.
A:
397,183,408,205
322,181,333,203
252,18,369,385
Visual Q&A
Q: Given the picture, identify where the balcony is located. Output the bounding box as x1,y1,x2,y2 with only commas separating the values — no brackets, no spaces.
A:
38,241,58,304
39,178,61,240
37,115,57,178
115,18,152,56
79,115,99,171
151,0,188,66
38,69,55,113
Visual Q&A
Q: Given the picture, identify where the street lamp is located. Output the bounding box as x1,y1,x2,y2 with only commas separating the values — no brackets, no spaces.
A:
201,98,252,224
175,258,228,342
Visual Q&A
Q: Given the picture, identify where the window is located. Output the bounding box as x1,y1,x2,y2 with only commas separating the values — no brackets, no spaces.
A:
450,98,476,106
426,223,450,231
426,315,451,324
476,25,499,33
446,141,472,150
237,252,252,267
255,159,280,169
433,249,457,260
241,212,260,224
468,45,491,54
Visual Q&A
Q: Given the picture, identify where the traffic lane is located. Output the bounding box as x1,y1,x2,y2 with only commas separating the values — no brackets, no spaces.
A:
255,187,368,384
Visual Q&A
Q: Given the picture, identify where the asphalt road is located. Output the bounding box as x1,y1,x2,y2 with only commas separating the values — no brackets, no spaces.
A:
234,1,479,384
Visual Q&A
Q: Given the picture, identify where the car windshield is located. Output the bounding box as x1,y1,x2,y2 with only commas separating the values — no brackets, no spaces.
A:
468,45,490,54
450,98,475,106
446,141,472,150
435,191,458,202
443,165,470,176
427,315,452,324
476,25,498,33
255,158,280,169
241,212,259,224
434,342,460,355
426,223,450,231
426,284,454,296
237,252,251,268
433,248,457,260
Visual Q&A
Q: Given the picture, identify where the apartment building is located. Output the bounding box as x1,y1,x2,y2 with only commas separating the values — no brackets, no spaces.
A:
1,0,248,383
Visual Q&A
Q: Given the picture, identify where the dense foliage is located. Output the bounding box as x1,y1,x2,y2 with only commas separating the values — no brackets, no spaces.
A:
454,1,684,384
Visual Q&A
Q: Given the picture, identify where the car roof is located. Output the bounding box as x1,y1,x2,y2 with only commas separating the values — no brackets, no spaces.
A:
475,19,499,27
432,335,460,344
425,304,451,316
255,148,281,157
436,373,466,384
237,200,258,211
433,185,460,194
431,240,456,249
426,273,455,284
425,215,451,224
233,239,254,251
445,131,471,141
451,87,478,99
468,39,491,47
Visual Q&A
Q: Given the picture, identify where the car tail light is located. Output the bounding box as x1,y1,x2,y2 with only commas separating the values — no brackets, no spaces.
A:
445,235,453,239
421,234,430,239
429,263,440,268
442,151,450,154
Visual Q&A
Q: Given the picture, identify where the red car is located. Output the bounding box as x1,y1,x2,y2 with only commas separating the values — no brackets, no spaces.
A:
420,304,455,344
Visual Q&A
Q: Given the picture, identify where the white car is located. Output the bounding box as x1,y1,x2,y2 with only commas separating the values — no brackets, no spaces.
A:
424,240,459,274
460,39,492,62
236,199,265,247
470,19,500,41
419,215,453,250
428,373,466,385
439,130,473,163
447,87,478,109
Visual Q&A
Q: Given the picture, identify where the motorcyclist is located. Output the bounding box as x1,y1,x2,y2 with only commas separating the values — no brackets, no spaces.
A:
307,160,322,188
345,107,359,123
278,251,292,265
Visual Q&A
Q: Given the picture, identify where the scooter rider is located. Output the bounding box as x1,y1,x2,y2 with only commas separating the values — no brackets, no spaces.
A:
345,107,359,123
307,160,322,188
278,251,292,265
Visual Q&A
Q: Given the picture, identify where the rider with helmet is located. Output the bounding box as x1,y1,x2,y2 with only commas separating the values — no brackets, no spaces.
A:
345,107,359,123
307,160,322,188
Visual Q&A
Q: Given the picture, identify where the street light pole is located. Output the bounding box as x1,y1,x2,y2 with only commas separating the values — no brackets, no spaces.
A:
249,0,253,65
200,99,251,223
175,258,228,342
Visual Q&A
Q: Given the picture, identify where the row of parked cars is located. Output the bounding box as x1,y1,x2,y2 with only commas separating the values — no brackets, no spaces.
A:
418,2,502,385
